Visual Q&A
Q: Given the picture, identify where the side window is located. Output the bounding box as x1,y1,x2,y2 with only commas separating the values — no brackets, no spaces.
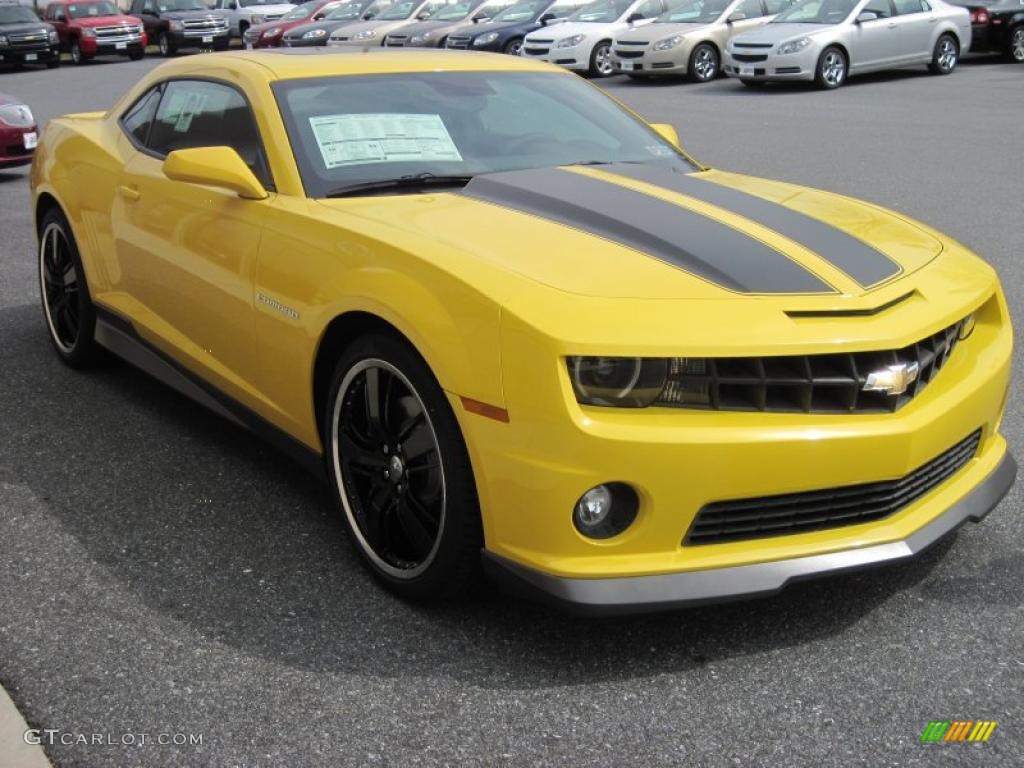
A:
121,86,163,147
143,0,157,13
863,0,892,17
735,0,763,16
632,0,663,18
146,80,272,188
893,0,925,13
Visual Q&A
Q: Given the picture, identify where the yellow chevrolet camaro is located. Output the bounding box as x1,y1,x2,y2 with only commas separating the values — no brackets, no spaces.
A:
32,50,1014,614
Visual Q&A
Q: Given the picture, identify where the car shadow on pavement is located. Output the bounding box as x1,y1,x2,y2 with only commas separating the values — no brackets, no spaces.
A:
0,302,973,690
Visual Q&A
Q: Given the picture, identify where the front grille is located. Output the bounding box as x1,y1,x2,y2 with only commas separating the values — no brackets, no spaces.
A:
775,66,801,74
5,144,32,156
183,18,228,30
523,46,549,55
733,41,772,48
386,34,407,45
8,31,50,49
615,50,643,58
616,39,646,46
653,317,968,414
446,35,470,47
732,53,767,62
686,429,982,545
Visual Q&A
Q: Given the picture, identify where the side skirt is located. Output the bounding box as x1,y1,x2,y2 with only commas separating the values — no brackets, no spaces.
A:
93,306,326,481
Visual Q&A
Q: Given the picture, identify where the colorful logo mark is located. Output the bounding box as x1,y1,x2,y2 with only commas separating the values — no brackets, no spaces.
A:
921,721,997,742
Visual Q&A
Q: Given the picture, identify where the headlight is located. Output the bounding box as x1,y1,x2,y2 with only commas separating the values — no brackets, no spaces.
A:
653,34,682,51
132,25,143,34
169,20,184,31
263,26,282,37
80,28,96,38
49,28,61,43
410,31,434,43
777,36,811,55
352,29,376,40
302,28,327,38
0,34,8,47
568,357,669,408
556,34,585,48
473,31,498,45
0,103,34,128
252,14,265,23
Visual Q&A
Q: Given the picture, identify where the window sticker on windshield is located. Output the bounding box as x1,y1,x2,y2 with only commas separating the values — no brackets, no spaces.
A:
309,113,463,169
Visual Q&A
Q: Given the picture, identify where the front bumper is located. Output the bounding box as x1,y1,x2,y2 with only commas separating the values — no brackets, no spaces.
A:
724,47,817,81
521,40,591,71
613,46,689,75
169,29,230,49
0,45,59,65
80,33,146,55
485,451,1016,615
0,124,37,167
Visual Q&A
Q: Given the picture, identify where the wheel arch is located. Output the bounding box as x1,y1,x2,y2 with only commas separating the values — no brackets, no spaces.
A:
35,191,63,236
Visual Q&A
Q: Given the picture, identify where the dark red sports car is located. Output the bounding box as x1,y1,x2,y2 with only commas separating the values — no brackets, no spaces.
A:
0,93,37,170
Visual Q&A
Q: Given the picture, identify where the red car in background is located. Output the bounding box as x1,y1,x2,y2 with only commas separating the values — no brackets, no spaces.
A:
43,0,147,65
0,94,37,170
242,0,349,47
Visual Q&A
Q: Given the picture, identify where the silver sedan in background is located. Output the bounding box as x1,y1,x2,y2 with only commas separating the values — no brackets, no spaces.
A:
723,0,971,88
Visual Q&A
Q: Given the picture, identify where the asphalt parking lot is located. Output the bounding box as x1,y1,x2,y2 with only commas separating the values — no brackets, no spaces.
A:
0,55,1022,767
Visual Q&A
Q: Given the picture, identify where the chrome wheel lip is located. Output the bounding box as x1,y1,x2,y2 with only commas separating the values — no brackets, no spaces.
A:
937,38,957,70
71,42,81,64
693,46,717,80
330,358,446,580
594,43,613,75
1012,28,1024,61
822,50,845,86
39,222,78,354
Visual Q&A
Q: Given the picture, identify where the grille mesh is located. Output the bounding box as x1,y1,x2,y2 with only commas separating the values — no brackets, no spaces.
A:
656,318,967,414
685,429,982,545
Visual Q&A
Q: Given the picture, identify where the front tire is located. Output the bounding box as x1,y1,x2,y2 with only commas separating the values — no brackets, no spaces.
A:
158,32,176,57
589,40,614,77
928,33,958,74
37,208,102,368
687,42,718,83
503,37,522,55
814,45,847,89
1005,24,1023,63
324,333,483,601
70,39,89,65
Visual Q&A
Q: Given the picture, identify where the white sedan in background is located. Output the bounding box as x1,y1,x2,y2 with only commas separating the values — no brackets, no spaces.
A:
520,0,672,76
723,0,971,88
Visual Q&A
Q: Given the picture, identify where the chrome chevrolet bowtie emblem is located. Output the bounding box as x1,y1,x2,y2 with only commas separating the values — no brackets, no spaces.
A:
863,361,920,396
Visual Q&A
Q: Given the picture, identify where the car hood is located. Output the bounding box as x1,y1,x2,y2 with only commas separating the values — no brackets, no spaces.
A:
242,3,296,13
396,18,464,35
316,165,945,301
733,21,836,44
72,14,141,28
161,10,226,20
335,18,412,35
0,21,52,33
284,17,357,35
448,18,529,35
528,20,622,38
615,21,714,43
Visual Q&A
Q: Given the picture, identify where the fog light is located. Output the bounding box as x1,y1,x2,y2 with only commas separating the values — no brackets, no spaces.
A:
573,483,639,540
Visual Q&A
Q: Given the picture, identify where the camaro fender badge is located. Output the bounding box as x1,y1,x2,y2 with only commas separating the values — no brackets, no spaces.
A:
256,292,300,320
863,361,921,396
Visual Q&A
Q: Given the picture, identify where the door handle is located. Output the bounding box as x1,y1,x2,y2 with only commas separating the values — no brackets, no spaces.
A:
887,21,897,28
118,185,141,201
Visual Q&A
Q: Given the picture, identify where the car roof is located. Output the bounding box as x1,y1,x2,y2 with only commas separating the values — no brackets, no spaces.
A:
159,48,564,80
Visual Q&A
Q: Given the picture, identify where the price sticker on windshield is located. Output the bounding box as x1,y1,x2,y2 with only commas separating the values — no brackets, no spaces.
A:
309,113,463,169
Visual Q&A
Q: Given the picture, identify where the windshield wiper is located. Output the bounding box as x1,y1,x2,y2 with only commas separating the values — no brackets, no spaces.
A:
325,173,474,198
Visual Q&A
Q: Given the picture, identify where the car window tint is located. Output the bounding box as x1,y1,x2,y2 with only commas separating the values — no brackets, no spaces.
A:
736,0,763,16
763,0,793,12
122,87,163,147
863,0,891,17
147,80,272,188
892,0,924,13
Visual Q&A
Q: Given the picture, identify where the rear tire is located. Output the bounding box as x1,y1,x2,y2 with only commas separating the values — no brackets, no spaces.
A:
324,332,483,601
687,42,718,83
37,208,103,369
927,33,958,74
1005,24,1023,63
814,45,847,89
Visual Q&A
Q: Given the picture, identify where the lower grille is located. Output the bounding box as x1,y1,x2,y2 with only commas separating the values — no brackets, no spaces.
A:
5,144,32,156
685,429,982,545
615,50,643,59
446,35,470,48
732,53,768,62
523,46,549,55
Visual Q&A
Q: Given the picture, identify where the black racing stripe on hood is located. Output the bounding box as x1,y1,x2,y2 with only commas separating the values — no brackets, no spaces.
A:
459,167,834,294
608,164,902,288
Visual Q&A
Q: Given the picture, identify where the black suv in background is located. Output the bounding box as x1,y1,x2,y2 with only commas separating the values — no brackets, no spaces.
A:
129,0,230,56
0,2,60,68
950,0,1024,62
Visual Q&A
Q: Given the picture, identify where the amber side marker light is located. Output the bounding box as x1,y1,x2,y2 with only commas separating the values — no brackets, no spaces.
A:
461,397,510,423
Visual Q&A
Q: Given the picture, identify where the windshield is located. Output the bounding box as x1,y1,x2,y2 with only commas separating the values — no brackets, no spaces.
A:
378,0,420,18
282,2,319,18
772,0,857,23
327,1,368,17
569,0,632,22
432,1,476,19
67,1,121,17
239,0,288,6
0,5,42,22
158,0,208,10
491,0,545,21
656,0,730,22
273,71,696,198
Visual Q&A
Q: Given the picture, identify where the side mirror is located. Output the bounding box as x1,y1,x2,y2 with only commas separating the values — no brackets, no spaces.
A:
473,14,489,21
726,11,746,22
363,11,375,18
162,147,268,200
855,10,878,22
650,122,680,148
539,12,555,24
416,11,429,18
626,12,643,23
